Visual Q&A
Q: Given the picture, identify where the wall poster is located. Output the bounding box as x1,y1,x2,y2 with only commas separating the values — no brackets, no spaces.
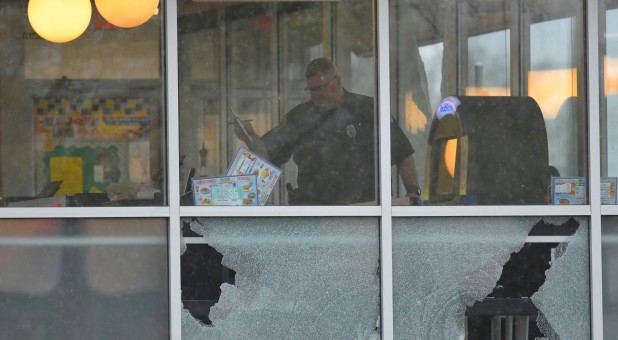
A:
34,97,152,196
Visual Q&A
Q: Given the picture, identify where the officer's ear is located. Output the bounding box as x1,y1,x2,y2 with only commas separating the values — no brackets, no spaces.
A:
334,74,342,87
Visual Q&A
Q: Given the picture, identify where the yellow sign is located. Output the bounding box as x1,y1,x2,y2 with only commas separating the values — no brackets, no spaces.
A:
50,157,83,195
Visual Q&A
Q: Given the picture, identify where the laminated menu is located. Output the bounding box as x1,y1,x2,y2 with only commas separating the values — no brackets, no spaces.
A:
227,146,282,206
551,177,586,205
192,175,258,206
601,177,617,205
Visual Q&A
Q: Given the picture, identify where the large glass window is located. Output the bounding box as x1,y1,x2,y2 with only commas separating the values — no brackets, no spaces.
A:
0,218,169,339
178,1,410,206
601,5,618,335
390,0,586,206
181,217,380,338
0,1,607,339
393,216,590,339
602,6,618,205
0,1,166,207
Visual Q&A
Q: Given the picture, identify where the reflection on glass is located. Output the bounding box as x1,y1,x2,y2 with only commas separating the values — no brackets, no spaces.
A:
530,18,581,181
178,1,422,206
602,216,618,337
434,137,458,199
390,0,585,206
393,216,589,339
467,30,510,96
0,2,165,207
0,218,169,339
180,217,380,339
443,139,458,178
602,8,618,204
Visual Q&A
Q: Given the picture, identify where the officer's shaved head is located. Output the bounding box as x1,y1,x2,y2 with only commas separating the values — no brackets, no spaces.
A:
305,58,338,79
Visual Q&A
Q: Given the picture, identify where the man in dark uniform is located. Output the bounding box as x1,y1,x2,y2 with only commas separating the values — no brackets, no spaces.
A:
235,58,421,205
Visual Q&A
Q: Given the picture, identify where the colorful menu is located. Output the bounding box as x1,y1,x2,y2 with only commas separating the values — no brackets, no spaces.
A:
227,146,281,206
551,177,586,205
192,175,258,206
601,177,617,205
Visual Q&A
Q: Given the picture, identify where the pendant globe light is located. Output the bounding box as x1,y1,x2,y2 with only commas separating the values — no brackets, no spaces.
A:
28,0,92,43
95,0,159,28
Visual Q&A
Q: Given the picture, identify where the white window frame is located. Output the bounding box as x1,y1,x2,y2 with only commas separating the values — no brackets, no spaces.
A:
165,0,605,339
3,0,602,339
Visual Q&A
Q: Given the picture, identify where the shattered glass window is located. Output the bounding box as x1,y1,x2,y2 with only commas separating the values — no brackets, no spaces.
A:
393,216,589,339
0,218,169,339
180,217,380,339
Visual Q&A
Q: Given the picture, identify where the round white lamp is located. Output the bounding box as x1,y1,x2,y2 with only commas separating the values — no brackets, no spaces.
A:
95,0,159,28
28,0,92,43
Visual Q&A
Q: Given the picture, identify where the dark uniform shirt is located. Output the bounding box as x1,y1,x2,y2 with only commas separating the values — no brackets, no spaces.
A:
262,91,414,205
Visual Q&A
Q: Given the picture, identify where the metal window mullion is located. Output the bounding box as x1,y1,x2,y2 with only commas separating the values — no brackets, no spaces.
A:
164,0,182,339
442,0,459,95
392,205,592,217
586,0,604,338
441,0,468,95
457,1,468,94
510,0,530,96
180,206,382,217
600,0,608,178
269,3,281,204
221,9,230,170
377,0,394,339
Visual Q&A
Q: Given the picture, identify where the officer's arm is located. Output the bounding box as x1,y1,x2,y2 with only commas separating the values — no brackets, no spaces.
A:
233,120,270,160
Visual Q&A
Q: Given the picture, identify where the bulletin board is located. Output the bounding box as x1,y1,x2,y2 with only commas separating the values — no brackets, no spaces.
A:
43,146,120,196
34,97,153,196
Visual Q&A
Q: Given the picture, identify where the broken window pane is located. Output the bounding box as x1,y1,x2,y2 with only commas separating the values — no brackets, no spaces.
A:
393,216,589,339
181,217,380,339
0,218,169,339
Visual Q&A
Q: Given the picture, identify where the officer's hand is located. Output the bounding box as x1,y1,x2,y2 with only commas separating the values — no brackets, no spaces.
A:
405,185,422,206
233,119,257,145
408,195,421,206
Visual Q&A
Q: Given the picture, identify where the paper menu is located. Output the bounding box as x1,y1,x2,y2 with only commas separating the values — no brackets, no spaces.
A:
227,146,281,205
551,177,586,205
193,175,258,206
229,148,257,176
601,177,617,205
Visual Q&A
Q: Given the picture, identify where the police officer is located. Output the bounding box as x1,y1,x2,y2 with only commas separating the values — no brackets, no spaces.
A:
234,58,421,205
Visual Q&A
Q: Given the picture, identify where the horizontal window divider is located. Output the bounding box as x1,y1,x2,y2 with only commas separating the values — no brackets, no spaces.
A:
392,205,592,217
601,205,618,215
0,205,597,219
525,236,572,243
180,205,383,217
0,207,170,219
0,236,167,247
184,236,374,245
602,234,618,244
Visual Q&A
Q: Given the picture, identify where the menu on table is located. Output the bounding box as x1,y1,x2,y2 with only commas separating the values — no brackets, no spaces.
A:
192,175,258,206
